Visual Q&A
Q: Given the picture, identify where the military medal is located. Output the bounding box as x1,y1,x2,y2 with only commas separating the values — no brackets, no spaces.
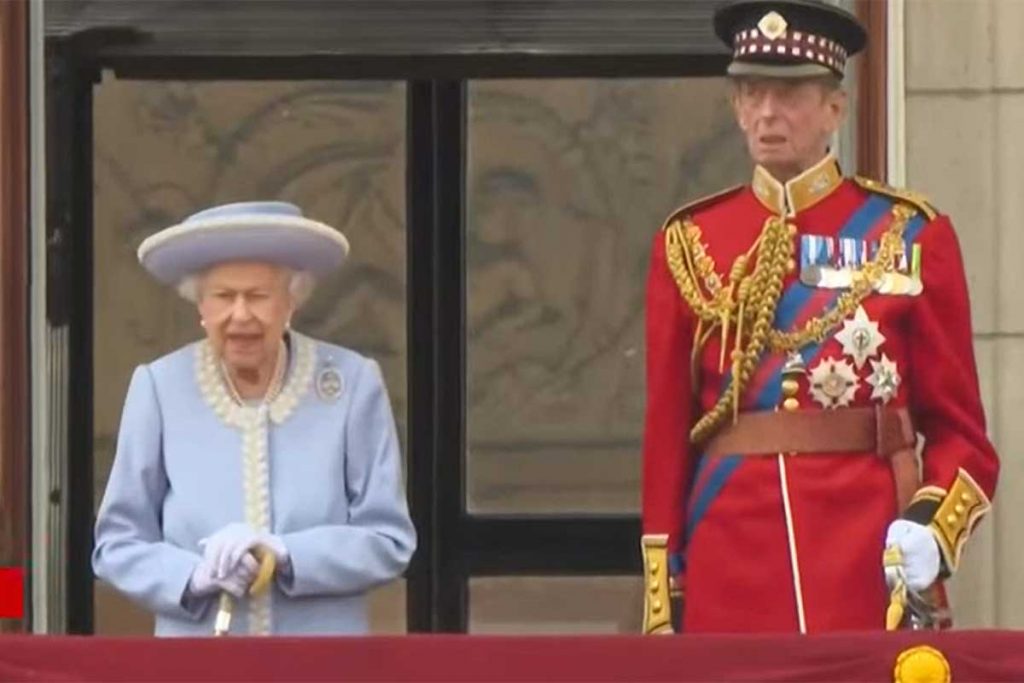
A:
316,359,344,402
834,305,885,369
867,353,901,404
908,243,923,294
875,241,923,296
800,232,925,296
800,234,862,289
809,357,859,409
800,235,831,286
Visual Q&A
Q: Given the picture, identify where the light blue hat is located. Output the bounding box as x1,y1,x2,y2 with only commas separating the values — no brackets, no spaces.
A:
137,201,350,285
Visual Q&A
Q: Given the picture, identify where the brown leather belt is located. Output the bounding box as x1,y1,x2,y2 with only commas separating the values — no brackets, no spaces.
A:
702,406,919,510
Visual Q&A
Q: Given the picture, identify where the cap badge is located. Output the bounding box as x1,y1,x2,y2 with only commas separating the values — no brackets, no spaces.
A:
758,11,788,40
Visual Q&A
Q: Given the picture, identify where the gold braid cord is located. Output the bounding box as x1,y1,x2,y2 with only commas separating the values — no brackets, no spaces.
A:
664,204,914,444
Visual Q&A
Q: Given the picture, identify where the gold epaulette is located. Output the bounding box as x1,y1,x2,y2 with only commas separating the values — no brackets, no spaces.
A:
854,176,938,221
661,185,744,228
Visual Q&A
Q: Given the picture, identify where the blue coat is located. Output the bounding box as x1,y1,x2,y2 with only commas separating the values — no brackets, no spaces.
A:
92,332,416,636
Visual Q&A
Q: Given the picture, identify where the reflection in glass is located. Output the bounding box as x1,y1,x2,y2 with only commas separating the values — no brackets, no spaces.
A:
470,576,643,634
466,79,749,513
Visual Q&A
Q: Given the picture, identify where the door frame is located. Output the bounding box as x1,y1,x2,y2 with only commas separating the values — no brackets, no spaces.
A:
37,0,887,633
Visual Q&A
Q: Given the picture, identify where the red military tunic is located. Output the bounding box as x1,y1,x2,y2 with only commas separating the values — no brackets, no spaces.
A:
641,155,999,634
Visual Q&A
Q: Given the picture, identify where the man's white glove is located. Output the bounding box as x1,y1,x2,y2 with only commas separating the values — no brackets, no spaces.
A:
199,522,291,581
884,519,941,592
187,552,259,598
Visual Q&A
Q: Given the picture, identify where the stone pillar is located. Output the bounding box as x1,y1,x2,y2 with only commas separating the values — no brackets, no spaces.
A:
905,0,1024,628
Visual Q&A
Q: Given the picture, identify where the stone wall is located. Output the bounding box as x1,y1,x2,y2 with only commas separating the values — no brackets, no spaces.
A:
904,0,1024,628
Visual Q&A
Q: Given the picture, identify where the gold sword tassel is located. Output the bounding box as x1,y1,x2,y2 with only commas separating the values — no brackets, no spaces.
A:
884,545,907,631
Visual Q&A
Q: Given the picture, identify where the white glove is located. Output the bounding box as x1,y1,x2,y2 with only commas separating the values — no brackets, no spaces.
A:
199,522,290,581
188,552,259,598
884,519,941,592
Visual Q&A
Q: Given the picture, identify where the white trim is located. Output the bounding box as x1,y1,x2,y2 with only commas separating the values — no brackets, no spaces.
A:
195,332,316,430
194,332,316,634
242,407,273,635
137,214,350,264
778,454,808,634
887,0,907,186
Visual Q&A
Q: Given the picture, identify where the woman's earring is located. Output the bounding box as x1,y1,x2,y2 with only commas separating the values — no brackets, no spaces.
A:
200,319,207,328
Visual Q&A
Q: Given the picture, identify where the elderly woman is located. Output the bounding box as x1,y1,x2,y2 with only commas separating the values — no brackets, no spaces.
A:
92,201,416,636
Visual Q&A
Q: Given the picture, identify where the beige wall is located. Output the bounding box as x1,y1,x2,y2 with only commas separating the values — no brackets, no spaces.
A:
904,0,1024,628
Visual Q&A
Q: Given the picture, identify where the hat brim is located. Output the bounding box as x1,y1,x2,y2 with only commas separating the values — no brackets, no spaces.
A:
727,61,837,78
137,214,350,286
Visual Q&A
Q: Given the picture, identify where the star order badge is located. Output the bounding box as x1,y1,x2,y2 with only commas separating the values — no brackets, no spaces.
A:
867,353,901,404
809,357,859,409
834,305,885,369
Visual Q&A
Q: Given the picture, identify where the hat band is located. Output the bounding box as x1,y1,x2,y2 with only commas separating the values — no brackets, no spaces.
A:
733,28,848,74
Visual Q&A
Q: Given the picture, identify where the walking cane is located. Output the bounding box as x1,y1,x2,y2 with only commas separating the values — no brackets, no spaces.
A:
214,545,278,636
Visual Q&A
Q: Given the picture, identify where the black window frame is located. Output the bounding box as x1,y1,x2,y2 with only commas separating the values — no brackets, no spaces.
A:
44,0,730,634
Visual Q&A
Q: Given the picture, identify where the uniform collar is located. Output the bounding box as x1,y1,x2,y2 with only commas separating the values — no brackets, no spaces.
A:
751,154,843,216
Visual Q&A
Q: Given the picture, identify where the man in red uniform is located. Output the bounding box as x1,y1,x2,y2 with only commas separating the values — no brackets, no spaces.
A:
641,0,999,634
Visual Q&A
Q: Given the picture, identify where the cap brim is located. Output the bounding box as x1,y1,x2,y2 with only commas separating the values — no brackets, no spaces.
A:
727,60,838,78
137,215,350,285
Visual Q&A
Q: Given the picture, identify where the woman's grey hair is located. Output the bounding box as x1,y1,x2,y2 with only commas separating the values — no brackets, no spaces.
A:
177,268,316,308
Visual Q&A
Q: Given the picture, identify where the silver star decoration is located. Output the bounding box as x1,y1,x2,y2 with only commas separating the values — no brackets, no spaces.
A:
867,353,901,404
809,357,859,409
834,305,885,369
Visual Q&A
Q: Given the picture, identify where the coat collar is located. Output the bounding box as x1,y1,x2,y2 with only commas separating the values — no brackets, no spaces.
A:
196,330,316,428
752,154,843,216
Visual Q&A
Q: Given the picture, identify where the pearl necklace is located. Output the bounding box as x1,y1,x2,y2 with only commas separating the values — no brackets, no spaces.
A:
220,339,288,406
